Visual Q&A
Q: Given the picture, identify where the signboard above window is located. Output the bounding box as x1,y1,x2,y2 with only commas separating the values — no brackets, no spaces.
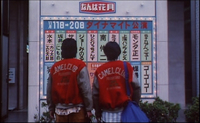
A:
79,1,116,14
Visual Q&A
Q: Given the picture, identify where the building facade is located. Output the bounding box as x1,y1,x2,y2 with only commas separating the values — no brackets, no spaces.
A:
0,0,199,122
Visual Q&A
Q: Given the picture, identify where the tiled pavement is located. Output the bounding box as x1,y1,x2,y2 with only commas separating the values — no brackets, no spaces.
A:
4,109,27,122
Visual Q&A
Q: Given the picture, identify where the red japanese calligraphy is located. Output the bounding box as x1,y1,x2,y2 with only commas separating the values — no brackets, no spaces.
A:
102,21,108,29
125,22,130,29
94,21,100,29
132,22,139,29
118,22,124,29
87,21,93,29
110,22,117,29
141,22,148,29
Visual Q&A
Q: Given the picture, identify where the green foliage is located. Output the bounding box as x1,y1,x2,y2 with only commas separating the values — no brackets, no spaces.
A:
34,102,54,123
184,95,199,123
139,97,181,122
34,97,182,122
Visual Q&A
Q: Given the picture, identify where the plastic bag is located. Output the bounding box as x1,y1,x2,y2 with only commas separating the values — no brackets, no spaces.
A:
121,101,149,122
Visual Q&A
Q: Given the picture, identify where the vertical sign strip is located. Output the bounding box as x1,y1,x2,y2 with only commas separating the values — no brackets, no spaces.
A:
43,63,53,96
77,31,87,61
45,30,55,62
130,62,141,87
66,30,77,39
109,30,119,43
98,31,108,61
141,31,152,61
120,31,129,61
141,62,152,94
130,31,141,61
55,31,65,61
87,63,104,88
87,30,98,61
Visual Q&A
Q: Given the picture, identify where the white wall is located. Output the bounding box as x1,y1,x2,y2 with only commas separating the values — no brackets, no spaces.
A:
28,1,40,122
156,1,168,101
41,1,155,16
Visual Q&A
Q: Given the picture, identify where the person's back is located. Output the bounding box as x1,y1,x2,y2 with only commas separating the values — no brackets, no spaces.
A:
92,41,141,122
95,60,132,109
47,38,93,122
51,58,86,105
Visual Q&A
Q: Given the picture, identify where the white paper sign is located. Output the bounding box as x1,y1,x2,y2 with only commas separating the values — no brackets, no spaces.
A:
9,68,15,83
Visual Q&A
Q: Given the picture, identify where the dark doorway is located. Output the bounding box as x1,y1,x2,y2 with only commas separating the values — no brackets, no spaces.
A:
1,0,29,122
184,0,197,104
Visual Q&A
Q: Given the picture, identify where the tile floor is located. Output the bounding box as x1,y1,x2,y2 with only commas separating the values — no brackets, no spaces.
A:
4,109,28,122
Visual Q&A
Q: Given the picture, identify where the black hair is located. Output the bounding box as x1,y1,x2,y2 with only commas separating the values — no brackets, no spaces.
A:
61,38,77,59
103,41,121,61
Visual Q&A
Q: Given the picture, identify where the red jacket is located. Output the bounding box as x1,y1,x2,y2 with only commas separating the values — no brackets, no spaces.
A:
50,58,86,104
95,61,133,109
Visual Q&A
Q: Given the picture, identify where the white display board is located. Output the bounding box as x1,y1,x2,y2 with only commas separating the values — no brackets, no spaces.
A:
40,16,157,99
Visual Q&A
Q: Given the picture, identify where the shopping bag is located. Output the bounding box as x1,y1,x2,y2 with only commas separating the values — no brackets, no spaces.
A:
121,101,149,122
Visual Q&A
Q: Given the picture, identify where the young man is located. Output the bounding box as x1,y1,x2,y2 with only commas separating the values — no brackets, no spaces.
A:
47,38,93,122
92,41,141,122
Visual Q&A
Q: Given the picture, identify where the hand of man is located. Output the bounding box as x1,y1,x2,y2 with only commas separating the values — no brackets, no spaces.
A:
49,110,55,119
86,111,93,118
96,117,102,123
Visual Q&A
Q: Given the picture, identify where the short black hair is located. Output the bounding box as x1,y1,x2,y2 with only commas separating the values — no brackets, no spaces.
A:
103,41,121,61
61,38,77,59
